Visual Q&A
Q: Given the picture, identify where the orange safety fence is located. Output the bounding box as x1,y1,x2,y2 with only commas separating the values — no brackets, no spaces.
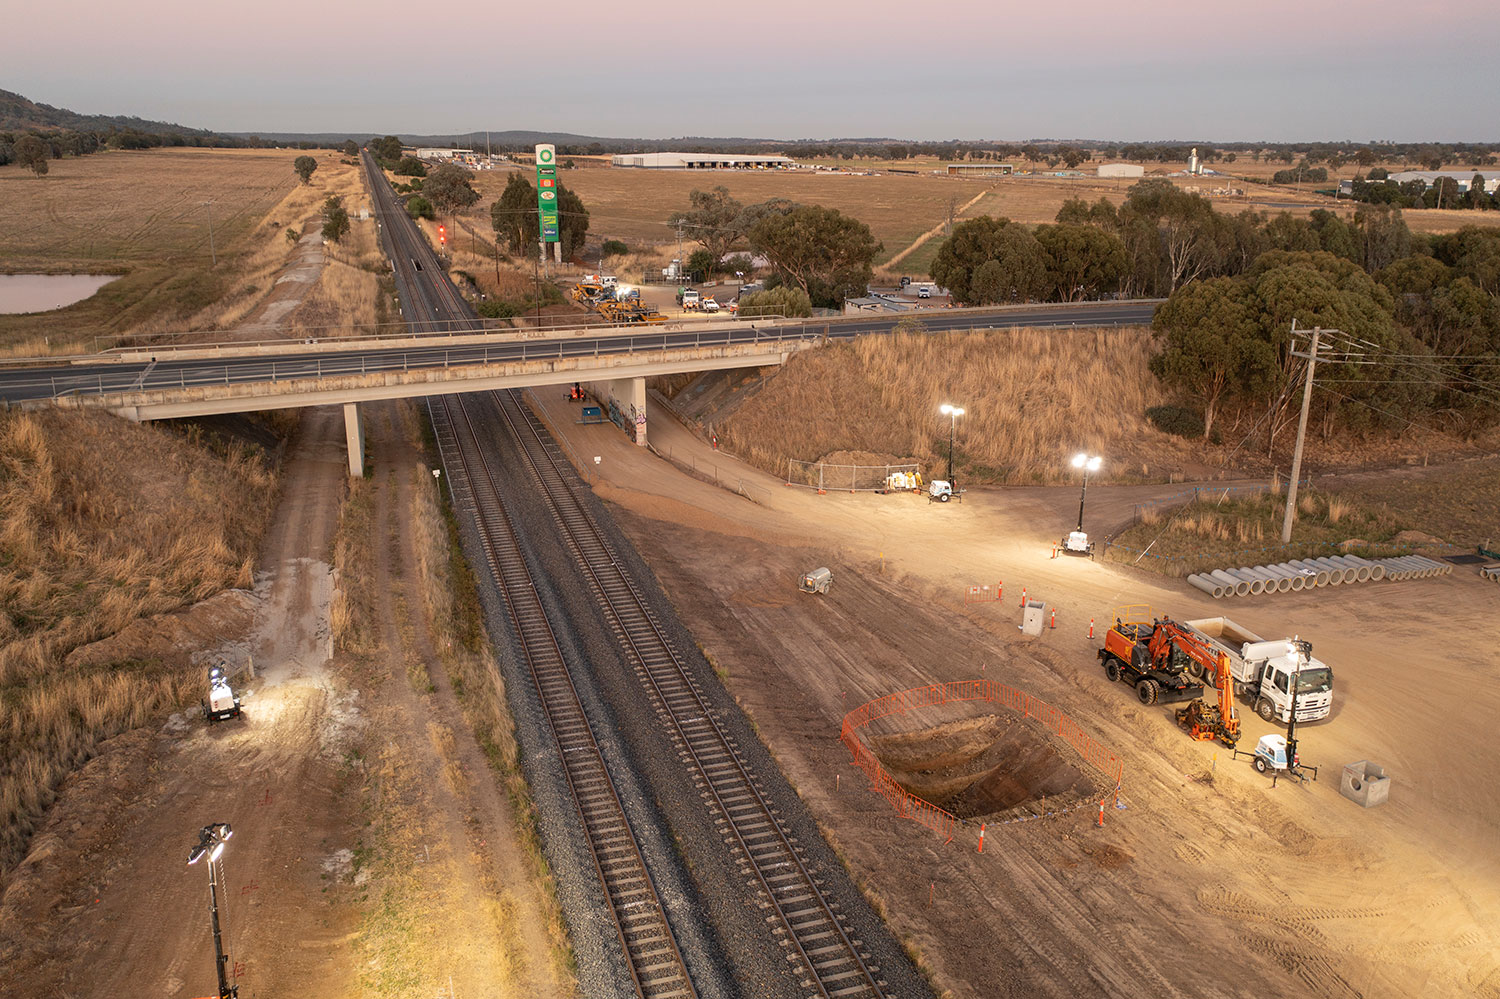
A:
839,679,1125,842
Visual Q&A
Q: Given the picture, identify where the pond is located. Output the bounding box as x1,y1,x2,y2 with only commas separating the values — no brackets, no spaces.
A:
0,274,117,314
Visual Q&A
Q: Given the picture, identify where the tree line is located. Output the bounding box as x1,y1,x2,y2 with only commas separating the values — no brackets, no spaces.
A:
924,178,1500,449
0,126,354,173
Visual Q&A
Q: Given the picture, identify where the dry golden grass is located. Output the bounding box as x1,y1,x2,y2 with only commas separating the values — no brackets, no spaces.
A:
330,476,375,654
722,326,1189,484
405,447,575,982
0,408,278,867
0,149,364,352
463,166,1000,268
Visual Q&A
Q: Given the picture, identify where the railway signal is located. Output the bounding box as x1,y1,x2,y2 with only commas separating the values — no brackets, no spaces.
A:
437,224,446,246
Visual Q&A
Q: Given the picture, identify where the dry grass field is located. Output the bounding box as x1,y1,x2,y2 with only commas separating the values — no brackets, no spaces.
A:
0,408,280,869
464,166,999,268
719,326,1201,484
0,147,364,351
463,160,1496,281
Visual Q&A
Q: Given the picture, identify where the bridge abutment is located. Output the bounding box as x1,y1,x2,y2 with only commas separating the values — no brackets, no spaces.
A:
588,376,649,447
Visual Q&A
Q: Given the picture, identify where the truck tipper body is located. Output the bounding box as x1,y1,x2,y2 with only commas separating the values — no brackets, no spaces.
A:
1183,617,1333,723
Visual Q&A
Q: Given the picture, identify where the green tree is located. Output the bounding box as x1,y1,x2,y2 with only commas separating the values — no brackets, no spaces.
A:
930,216,1047,305
668,187,745,267
372,135,403,163
1119,179,1219,292
1150,278,1268,439
748,205,881,307
293,155,318,184
393,156,428,177
406,195,435,220
601,239,628,258
321,195,350,243
424,164,480,214
342,140,359,157
1035,223,1127,301
488,174,590,259
491,173,536,252
737,285,812,319
15,134,48,176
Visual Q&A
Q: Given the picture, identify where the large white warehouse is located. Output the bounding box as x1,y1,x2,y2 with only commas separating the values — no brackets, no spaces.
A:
611,152,795,169
1097,163,1145,178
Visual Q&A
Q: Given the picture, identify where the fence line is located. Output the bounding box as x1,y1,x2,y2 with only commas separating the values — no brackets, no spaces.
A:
839,680,1124,844
787,459,923,493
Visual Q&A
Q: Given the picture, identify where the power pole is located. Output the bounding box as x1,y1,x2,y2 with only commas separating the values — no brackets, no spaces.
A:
202,201,217,267
1281,323,1337,544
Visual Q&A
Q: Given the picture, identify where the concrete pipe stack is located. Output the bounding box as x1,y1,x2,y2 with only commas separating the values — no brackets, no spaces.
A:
1480,564,1500,583
1186,553,1452,599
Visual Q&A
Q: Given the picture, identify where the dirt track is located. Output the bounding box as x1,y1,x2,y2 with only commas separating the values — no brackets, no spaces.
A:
531,387,1500,999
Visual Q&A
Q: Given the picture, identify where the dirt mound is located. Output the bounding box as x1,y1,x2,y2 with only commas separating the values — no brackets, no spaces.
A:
867,713,1102,820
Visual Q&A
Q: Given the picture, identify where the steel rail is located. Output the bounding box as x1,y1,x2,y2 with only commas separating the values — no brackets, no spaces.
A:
491,388,887,999
430,390,697,999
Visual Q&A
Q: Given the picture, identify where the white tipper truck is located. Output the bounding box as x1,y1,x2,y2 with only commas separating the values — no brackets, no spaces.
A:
1182,617,1333,723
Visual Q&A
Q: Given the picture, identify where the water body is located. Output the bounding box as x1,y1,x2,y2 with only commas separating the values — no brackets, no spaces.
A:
0,274,116,314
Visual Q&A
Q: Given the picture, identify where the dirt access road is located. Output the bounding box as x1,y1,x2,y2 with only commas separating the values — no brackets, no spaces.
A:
0,402,568,999
532,386,1500,999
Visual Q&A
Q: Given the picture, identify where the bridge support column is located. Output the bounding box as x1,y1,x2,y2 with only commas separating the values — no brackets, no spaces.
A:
343,402,365,477
585,376,648,447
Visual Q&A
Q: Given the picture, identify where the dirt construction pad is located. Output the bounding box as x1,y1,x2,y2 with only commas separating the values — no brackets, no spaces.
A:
532,386,1500,999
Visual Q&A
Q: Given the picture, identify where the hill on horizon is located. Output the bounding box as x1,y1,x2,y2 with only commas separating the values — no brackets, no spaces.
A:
0,88,214,137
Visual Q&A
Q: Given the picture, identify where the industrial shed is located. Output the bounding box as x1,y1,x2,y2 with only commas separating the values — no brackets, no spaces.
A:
946,163,1014,176
611,152,795,169
1097,163,1145,178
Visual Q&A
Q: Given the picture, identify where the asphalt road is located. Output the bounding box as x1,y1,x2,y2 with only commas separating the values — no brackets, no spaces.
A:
0,160,1159,406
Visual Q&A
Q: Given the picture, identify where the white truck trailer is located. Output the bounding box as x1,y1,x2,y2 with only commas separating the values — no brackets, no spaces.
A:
1182,617,1333,724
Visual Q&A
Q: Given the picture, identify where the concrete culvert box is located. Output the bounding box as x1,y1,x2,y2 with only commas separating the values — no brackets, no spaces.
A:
1020,599,1047,635
798,567,833,594
1340,760,1391,808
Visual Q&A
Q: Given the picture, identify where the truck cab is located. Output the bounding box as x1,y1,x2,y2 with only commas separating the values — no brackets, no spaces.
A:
1250,646,1333,723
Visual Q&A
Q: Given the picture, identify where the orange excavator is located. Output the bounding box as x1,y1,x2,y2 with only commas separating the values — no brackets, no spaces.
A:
1152,619,1241,748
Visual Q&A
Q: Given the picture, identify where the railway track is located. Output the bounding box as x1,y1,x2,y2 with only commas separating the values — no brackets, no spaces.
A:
429,391,698,999
488,389,890,999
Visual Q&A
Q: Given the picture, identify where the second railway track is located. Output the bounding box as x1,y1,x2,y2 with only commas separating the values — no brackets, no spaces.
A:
488,388,889,999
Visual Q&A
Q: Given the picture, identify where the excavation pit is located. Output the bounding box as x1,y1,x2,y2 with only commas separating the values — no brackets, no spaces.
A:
867,713,1103,821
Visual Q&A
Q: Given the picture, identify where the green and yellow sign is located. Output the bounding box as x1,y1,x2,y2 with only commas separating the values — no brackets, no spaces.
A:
535,144,559,243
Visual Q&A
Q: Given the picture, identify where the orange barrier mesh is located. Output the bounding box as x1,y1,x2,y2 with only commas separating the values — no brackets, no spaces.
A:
839,679,1125,841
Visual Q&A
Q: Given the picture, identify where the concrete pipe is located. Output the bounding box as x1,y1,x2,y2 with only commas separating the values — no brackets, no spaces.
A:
1387,556,1425,578
1258,565,1298,592
1412,556,1451,576
1391,558,1421,580
1240,567,1280,594
1272,564,1310,591
1188,574,1226,599
1307,558,1347,584
1208,570,1248,596
1228,568,1267,595
1288,560,1331,587
1396,556,1434,578
1339,554,1385,582
1329,556,1373,583
1315,557,1358,584
1376,559,1410,581
1210,569,1251,596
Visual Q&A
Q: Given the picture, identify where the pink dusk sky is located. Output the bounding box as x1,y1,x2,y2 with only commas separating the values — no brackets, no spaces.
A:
10,0,1498,139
